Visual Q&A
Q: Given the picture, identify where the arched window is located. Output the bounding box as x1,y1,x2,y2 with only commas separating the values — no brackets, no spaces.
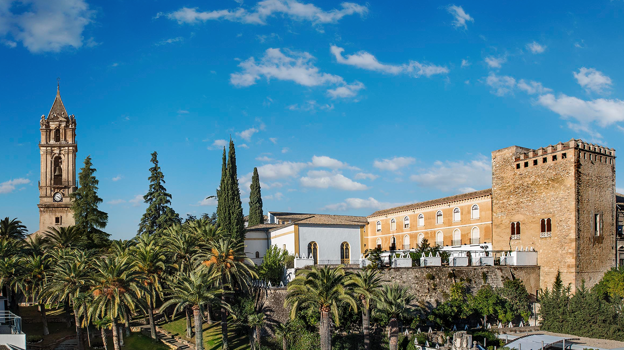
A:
453,208,461,222
53,156,62,186
390,236,396,250
471,227,480,244
471,204,480,219
390,218,396,231
403,235,410,250
417,214,424,227
452,229,461,246
436,231,444,247
340,242,350,264
255,251,260,258
376,238,382,249
307,242,319,264
376,221,381,232
404,216,410,229
541,218,552,238
417,233,424,247
54,128,60,142
511,222,521,239
436,210,443,224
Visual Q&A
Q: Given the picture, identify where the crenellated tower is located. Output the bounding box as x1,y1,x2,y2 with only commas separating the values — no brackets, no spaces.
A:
37,84,77,233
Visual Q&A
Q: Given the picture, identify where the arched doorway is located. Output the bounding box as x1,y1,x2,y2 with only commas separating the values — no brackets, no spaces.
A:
340,242,350,264
308,241,319,264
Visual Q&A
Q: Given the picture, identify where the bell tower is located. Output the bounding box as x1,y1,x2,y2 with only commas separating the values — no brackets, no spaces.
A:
37,84,77,233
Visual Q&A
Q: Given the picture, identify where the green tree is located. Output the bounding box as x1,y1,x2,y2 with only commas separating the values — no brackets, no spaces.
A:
497,279,531,322
160,270,225,350
258,245,287,285
197,238,257,350
70,156,110,249
93,317,112,350
350,269,383,350
89,256,147,350
216,141,245,242
285,265,357,350
45,226,83,249
0,217,27,239
138,152,181,237
375,284,416,350
248,167,264,227
594,266,624,299
15,254,51,335
470,285,500,327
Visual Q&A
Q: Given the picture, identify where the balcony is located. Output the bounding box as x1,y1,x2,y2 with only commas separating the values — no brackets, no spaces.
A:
0,311,26,349
511,234,521,240
452,239,462,246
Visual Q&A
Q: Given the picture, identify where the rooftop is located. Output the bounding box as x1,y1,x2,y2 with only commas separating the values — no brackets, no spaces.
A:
247,212,367,231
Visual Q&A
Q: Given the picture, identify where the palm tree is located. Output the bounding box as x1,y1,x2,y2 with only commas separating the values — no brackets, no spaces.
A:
0,217,27,239
14,254,51,335
23,235,48,257
196,237,257,350
374,284,416,350
45,226,82,249
131,233,166,339
45,251,92,350
93,317,112,350
0,236,23,258
0,255,21,313
89,256,147,350
160,270,225,350
109,239,134,259
285,265,357,350
349,269,383,350
186,219,221,245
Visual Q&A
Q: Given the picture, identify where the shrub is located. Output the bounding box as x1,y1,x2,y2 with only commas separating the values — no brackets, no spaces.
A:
448,272,456,280
416,332,428,345
482,272,488,284
426,273,435,280
27,335,43,343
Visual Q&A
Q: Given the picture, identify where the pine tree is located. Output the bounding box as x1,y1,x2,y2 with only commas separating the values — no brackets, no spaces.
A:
70,156,110,248
248,167,264,227
216,141,246,241
217,148,229,232
138,152,181,236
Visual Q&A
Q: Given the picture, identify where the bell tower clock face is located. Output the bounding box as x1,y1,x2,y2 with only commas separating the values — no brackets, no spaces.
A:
53,192,63,202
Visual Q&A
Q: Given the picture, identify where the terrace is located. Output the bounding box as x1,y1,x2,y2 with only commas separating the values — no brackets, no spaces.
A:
0,311,26,350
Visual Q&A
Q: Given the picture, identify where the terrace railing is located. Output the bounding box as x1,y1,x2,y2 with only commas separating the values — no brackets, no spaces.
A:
0,311,23,334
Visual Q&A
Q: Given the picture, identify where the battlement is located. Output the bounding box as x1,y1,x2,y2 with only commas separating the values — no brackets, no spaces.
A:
513,139,615,162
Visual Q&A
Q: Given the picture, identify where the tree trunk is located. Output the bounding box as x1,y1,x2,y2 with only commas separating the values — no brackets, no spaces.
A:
148,306,157,339
118,325,124,346
362,307,371,350
124,311,130,337
255,325,261,348
205,305,212,324
221,294,229,350
101,327,108,350
389,317,399,350
249,329,256,350
87,324,91,348
193,306,204,350
40,302,50,336
186,306,193,339
73,306,84,350
112,321,120,350
319,308,331,350
282,335,287,350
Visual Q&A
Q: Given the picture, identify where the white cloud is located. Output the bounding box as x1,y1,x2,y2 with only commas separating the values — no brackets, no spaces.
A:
287,100,335,111
231,48,363,98
310,155,358,170
129,195,144,207
517,79,551,95
573,68,612,94
484,55,507,69
537,93,624,127
240,144,249,148
0,178,30,194
410,156,491,192
248,161,308,181
209,139,228,150
157,0,367,26
446,5,473,29
331,45,449,77
282,147,289,153
155,37,184,46
237,127,259,141
526,41,546,54
0,0,94,53
354,172,379,180
256,155,274,162
108,199,126,205
327,82,365,99
265,192,284,200
485,73,516,96
323,197,405,211
461,59,470,68
112,175,122,182
269,137,278,144
373,157,415,172
300,170,368,191
2,40,16,48
198,196,218,206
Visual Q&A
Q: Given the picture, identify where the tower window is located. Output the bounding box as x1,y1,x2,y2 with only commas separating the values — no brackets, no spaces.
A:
533,159,538,166
511,222,521,240
53,156,62,186
552,155,557,161
562,153,567,159
540,218,552,238
543,157,547,163
55,216,62,225
595,214,601,236
516,163,520,169
54,129,60,142
524,161,529,168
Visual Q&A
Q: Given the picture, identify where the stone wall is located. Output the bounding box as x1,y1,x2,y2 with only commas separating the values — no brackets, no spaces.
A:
262,266,540,324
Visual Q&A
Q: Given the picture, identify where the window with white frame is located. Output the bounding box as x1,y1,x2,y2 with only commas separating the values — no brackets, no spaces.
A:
471,204,479,219
594,214,601,236
471,227,480,244
452,229,461,246
417,213,424,227
540,218,552,238
436,210,443,224
403,235,410,250
376,238,382,249
418,233,424,247
404,216,410,229
453,208,461,222
390,218,396,231
436,231,443,246
376,221,381,232
511,222,521,240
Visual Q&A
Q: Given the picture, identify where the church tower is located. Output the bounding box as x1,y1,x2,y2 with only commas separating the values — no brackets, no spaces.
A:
37,84,77,233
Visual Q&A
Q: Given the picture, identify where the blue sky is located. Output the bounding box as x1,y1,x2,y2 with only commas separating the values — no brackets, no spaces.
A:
2,0,624,239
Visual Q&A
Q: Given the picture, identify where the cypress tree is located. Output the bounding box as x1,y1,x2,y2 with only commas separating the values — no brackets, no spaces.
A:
217,148,229,231
71,156,110,249
138,152,181,236
216,140,246,241
248,167,264,227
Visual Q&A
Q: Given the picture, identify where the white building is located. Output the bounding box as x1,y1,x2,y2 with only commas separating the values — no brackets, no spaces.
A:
245,212,367,265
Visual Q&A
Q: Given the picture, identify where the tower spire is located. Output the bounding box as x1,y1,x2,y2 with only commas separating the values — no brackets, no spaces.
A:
48,80,68,120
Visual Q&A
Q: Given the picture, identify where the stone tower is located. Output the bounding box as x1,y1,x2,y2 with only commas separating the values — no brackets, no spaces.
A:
37,85,77,233
492,140,616,291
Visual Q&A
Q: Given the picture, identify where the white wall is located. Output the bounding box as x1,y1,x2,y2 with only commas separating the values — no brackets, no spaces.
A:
270,226,296,256
298,224,362,264
244,230,269,265
0,334,26,350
